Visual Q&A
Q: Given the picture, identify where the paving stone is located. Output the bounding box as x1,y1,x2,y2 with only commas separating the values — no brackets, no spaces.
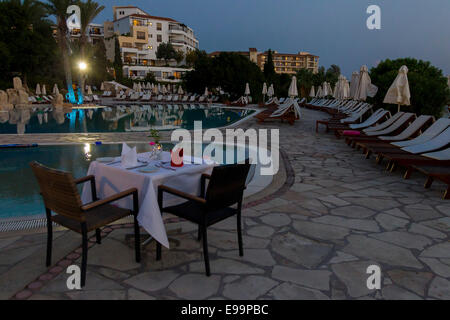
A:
404,204,442,222
124,270,180,292
423,217,450,233
169,274,220,300
87,239,140,271
435,205,450,217
342,235,423,269
381,285,422,300
0,236,21,251
375,214,409,231
312,215,380,232
218,249,276,267
329,251,359,264
97,268,130,281
420,242,450,259
42,271,124,293
330,205,377,219
223,275,240,283
384,208,410,219
345,197,400,211
293,220,350,240
387,270,433,296
408,223,447,240
207,230,269,250
66,290,126,300
271,233,333,268
127,288,156,300
428,277,450,300
318,195,350,206
272,266,331,291
223,276,278,300
369,231,432,250
189,258,264,274
290,183,322,193
268,282,329,300
260,213,291,227
420,258,450,278
331,261,377,298
247,226,275,238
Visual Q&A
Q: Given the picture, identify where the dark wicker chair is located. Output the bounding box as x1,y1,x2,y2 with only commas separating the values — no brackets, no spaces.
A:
157,162,251,276
30,161,141,287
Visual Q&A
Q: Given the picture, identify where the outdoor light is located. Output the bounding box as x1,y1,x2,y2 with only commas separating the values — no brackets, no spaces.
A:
78,61,87,71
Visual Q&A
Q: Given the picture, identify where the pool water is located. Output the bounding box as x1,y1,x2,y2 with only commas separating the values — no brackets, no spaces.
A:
0,143,251,219
0,105,254,134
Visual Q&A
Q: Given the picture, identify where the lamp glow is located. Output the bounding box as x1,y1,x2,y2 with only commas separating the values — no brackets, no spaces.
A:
78,61,87,71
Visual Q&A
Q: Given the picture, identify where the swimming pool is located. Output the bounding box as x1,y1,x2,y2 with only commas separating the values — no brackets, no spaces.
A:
0,143,261,220
0,104,254,134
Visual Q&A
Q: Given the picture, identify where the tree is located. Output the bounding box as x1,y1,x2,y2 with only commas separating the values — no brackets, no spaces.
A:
296,68,315,97
174,50,184,65
313,66,326,87
185,50,199,68
156,42,177,65
325,64,341,86
77,0,105,94
43,0,76,100
0,0,58,89
113,36,123,80
263,49,276,82
184,52,264,101
370,58,450,118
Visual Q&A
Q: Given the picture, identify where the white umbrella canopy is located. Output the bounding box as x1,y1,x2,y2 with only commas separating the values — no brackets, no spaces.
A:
244,83,250,96
204,87,209,96
162,85,167,95
146,82,151,89
157,83,161,93
153,85,159,95
42,85,46,96
132,82,137,91
267,84,274,97
177,85,184,95
100,82,105,91
321,82,329,96
52,84,59,95
383,65,411,112
262,83,268,95
35,83,41,95
334,75,350,99
349,71,360,99
316,85,323,98
87,85,93,95
327,82,333,97
309,86,315,97
354,65,378,101
288,76,298,98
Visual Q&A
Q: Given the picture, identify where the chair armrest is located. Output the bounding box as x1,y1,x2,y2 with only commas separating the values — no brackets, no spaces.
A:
200,173,211,198
81,188,138,212
74,175,98,201
158,185,206,206
74,175,95,185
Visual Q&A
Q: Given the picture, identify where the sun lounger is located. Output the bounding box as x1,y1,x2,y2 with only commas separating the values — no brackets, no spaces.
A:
93,95,100,102
256,99,301,125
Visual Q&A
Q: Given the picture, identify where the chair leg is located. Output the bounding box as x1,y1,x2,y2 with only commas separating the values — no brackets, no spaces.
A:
134,215,141,262
201,225,210,276
197,227,202,241
237,215,244,257
156,242,162,261
424,176,434,189
95,228,101,244
81,223,88,287
45,209,52,267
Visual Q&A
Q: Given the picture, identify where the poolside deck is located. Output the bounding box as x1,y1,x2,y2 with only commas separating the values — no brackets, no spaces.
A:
0,107,449,300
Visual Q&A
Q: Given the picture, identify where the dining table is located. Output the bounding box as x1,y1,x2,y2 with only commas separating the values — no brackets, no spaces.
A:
81,151,215,248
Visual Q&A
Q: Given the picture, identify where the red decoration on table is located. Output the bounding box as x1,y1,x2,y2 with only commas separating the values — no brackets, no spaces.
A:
171,148,184,167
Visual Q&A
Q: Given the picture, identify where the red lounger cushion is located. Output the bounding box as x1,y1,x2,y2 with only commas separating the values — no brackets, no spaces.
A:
342,130,361,136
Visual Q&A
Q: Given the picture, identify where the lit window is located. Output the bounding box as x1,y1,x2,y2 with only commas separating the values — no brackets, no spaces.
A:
157,23,162,31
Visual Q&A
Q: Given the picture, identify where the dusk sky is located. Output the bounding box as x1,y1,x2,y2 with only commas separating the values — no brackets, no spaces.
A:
93,0,450,78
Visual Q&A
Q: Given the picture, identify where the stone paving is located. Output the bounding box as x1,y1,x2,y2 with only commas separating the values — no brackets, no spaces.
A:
0,107,449,300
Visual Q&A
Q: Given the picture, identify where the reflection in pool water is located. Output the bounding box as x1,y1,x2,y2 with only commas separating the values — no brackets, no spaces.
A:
0,143,250,219
0,104,254,134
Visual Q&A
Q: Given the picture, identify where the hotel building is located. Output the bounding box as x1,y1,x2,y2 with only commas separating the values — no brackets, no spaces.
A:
104,6,199,81
210,48,319,74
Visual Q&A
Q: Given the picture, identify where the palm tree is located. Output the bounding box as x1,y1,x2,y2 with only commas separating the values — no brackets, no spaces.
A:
42,0,75,101
77,0,104,94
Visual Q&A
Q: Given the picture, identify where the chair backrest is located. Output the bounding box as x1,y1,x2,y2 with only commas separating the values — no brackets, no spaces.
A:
402,126,450,154
30,161,84,221
205,162,251,210
364,112,404,133
393,118,450,148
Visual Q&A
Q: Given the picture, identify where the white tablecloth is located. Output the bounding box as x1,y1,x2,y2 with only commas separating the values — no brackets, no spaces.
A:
81,152,214,248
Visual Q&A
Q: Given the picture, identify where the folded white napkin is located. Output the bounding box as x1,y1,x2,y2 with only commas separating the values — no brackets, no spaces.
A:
121,143,138,168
